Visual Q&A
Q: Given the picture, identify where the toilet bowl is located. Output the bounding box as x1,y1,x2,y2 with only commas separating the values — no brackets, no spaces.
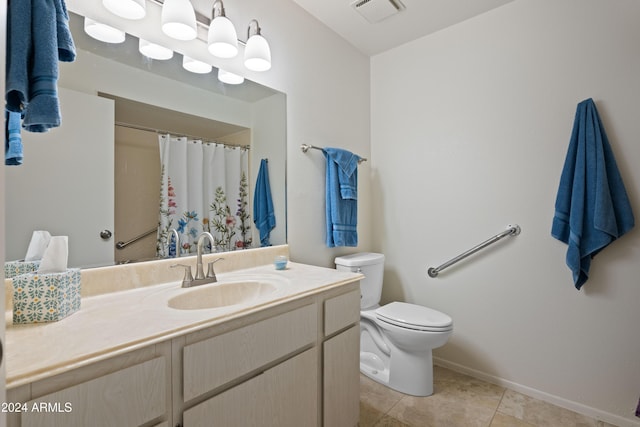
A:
335,253,453,396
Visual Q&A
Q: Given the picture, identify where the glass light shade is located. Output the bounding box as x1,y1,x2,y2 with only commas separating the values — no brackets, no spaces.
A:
84,17,126,44
182,56,212,74
207,16,238,59
102,0,146,20
139,39,173,60
218,69,244,85
244,34,271,71
162,0,197,41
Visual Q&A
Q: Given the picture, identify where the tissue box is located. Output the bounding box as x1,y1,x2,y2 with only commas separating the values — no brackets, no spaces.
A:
12,269,81,324
4,260,41,279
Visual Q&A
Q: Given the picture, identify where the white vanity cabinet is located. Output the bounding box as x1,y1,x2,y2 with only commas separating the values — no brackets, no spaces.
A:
6,343,172,427
6,280,361,427
322,290,361,427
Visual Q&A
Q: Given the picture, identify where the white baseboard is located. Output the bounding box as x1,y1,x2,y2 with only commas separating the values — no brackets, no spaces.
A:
433,357,640,427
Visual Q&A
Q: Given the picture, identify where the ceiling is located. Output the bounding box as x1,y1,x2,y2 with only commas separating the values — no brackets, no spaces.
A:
289,0,514,56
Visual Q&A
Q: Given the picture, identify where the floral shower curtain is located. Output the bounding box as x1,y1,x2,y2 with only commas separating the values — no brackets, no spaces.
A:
156,134,251,258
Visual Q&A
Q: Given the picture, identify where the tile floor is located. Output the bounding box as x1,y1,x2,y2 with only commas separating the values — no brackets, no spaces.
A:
359,366,618,427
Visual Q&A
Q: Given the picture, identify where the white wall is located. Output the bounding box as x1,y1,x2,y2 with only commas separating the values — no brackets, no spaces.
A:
371,0,640,425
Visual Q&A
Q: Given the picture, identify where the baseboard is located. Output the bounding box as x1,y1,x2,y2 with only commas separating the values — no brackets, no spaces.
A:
433,357,640,427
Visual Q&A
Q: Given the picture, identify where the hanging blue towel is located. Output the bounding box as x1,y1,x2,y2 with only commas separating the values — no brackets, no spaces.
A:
5,111,24,166
551,98,635,289
6,0,75,132
253,159,276,247
323,147,361,248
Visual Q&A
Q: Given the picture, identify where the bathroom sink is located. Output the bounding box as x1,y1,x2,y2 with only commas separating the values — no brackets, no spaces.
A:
168,280,279,310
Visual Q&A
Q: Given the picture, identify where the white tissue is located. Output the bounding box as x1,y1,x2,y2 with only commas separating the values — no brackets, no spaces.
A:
24,230,52,261
37,236,69,273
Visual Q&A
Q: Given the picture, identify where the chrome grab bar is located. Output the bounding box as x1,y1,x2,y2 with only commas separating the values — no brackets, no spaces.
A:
427,224,521,278
115,227,157,250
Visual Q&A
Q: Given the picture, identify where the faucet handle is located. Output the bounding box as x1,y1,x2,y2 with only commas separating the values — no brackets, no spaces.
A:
171,264,194,284
206,258,225,279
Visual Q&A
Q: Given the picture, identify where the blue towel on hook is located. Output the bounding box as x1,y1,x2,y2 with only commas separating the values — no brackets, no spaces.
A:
323,147,361,248
253,159,276,247
551,98,635,289
6,0,75,132
5,111,24,165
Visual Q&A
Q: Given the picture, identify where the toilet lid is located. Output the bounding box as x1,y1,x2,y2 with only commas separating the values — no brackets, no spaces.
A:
376,302,453,331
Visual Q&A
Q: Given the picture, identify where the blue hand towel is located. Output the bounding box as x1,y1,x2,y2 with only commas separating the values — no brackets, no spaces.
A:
55,0,76,63
5,110,24,166
551,98,635,289
6,0,75,133
6,0,32,113
23,0,62,132
323,148,361,248
253,159,276,247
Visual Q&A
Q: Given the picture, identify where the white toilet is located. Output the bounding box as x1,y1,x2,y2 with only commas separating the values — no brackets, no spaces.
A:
335,252,453,396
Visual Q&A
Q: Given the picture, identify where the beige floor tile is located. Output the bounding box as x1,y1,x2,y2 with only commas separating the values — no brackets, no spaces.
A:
490,412,536,427
497,389,600,427
360,374,405,414
386,366,506,427
360,401,387,427
373,415,412,427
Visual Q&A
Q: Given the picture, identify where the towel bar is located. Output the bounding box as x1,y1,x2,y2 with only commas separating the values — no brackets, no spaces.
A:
427,224,521,278
300,144,367,163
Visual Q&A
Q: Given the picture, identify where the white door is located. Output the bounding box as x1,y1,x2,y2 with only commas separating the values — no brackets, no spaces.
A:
5,87,115,268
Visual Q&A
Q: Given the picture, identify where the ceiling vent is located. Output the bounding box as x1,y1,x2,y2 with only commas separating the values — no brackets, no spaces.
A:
350,0,406,24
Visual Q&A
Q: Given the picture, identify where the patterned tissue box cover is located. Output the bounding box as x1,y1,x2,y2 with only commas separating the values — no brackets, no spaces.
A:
4,260,41,279
12,269,81,324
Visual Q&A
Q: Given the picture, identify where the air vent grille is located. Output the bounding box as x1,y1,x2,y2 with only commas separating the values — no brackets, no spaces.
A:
350,0,406,24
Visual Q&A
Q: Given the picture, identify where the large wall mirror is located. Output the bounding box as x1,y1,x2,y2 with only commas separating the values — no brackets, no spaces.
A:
5,11,287,268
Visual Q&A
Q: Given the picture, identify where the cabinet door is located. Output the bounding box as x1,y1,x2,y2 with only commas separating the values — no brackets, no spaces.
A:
183,348,318,427
323,325,359,427
21,357,166,427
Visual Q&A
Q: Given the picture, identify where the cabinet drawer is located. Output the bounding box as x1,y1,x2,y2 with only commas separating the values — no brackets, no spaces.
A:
183,303,317,402
324,289,360,336
183,347,318,427
22,357,166,427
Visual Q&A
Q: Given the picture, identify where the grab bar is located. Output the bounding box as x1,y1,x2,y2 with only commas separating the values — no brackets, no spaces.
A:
427,224,521,278
115,227,157,250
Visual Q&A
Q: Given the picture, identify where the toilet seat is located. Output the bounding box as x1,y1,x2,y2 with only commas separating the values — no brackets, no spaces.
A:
375,302,453,332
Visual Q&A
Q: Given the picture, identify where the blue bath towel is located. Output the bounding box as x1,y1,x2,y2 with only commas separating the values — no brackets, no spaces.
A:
551,98,635,289
253,159,276,247
5,111,24,166
6,0,75,132
323,148,361,247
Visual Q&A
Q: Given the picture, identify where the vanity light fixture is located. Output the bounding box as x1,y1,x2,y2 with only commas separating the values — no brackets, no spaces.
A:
207,0,238,59
139,39,174,60
102,0,146,20
244,19,271,71
84,17,126,44
218,69,244,84
182,55,213,74
161,0,198,41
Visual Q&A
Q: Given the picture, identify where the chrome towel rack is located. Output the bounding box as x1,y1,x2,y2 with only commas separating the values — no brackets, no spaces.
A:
427,224,521,278
300,144,367,164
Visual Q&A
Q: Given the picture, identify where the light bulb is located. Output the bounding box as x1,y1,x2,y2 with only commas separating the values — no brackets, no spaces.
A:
162,0,197,41
84,17,126,44
102,0,146,20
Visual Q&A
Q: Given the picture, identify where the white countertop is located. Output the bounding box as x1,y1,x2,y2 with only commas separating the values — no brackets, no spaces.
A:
5,262,362,389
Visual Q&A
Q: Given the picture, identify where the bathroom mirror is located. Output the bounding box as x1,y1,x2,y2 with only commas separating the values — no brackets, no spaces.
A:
4,12,287,268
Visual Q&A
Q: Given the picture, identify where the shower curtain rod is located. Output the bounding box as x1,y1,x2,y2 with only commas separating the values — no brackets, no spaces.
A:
115,121,250,150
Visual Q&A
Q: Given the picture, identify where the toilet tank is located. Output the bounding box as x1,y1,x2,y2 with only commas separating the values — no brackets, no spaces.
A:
335,253,385,309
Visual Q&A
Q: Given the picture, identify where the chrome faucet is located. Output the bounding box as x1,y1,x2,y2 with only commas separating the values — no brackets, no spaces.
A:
171,232,224,288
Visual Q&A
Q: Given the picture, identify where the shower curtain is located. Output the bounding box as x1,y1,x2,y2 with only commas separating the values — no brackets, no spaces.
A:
156,134,251,258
